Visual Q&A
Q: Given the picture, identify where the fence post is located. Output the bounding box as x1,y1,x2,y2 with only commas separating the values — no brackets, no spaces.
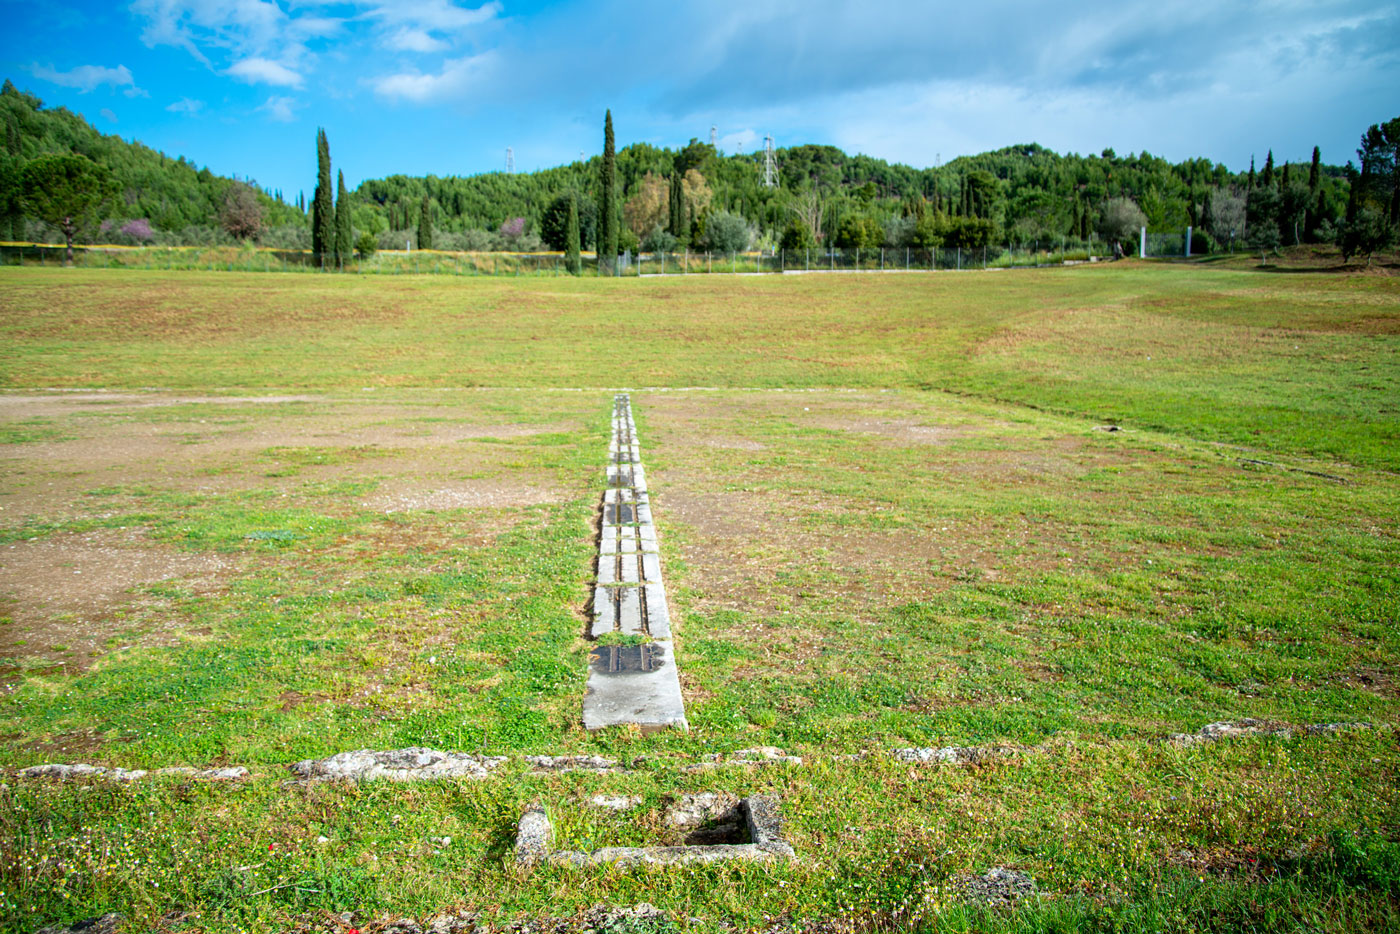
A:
880,248,884,271
732,252,736,274
957,246,961,270
1185,226,1192,256
1139,226,1146,259
684,249,688,274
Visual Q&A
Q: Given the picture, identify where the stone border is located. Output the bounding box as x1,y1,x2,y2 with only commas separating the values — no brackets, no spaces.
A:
515,794,794,866
583,394,688,732
13,721,1371,784
17,763,249,782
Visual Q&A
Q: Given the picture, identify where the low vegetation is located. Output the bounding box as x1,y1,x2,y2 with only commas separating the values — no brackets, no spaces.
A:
0,265,1396,932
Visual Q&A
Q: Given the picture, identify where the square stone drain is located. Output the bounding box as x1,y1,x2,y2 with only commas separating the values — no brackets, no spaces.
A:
515,794,794,866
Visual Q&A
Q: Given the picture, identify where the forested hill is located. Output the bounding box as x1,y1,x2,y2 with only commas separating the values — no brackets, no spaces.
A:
352,136,1353,254
0,75,1365,253
0,80,300,244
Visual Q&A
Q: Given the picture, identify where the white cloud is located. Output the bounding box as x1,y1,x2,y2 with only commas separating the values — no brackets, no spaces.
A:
166,97,206,115
130,0,335,78
372,52,497,103
384,28,450,53
258,95,298,122
718,129,758,154
364,1,500,34
227,57,303,87
99,108,118,123
29,62,138,93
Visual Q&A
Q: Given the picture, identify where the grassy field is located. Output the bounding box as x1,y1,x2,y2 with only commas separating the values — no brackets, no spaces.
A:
1,263,1397,932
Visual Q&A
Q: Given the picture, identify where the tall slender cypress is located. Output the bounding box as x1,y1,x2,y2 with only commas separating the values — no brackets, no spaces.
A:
1247,156,1256,190
598,110,617,272
1261,150,1275,188
417,194,433,250
312,128,333,268
668,172,682,236
1305,146,1322,242
334,169,352,268
564,193,581,275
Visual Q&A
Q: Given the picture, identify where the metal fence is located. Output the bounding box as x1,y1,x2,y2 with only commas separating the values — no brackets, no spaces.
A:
0,240,1129,276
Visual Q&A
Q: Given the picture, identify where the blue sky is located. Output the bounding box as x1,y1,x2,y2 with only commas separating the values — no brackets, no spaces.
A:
3,0,1398,202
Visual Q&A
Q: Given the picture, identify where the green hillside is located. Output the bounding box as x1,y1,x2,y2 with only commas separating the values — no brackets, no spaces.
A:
0,76,1367,254
0,80,303,246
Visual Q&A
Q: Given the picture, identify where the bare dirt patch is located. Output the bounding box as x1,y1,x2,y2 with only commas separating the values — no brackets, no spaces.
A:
358,479,566,513
809,417,969,445
0,528,233,676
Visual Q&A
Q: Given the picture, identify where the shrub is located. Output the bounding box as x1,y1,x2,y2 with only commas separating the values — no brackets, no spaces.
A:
700,210,753,253
641,227,677,253
121,218,155,242
779,218,816,251
355,231,376,258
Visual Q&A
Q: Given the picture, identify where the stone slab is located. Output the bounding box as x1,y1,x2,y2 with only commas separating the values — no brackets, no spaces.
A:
644,582,670,638
592,586,615,637
598,555,619,584
620,553,639,584
618,586,643,634
641,553,661,582
583,642,688,731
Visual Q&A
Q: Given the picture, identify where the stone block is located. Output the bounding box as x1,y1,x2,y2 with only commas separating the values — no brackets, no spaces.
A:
618,586,643,634
592,587,615,637
644,582,670,638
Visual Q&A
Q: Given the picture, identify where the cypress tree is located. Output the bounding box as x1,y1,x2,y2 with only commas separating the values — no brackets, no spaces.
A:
668,172,682,236
597,110,618,272
564,193,581,275
1261,150,1275,188
1247,156,1256,190
334,169,352,268
312,128,333,268
1305,147,1323,242
417,194,433,250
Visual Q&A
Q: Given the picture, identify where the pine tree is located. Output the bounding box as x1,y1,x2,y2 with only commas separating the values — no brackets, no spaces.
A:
597,110,618,272
334,170,352,269
417,194,433,250
1247,156,1256,190
312,128,333,268
564,193,581,275
1262,150,1275,188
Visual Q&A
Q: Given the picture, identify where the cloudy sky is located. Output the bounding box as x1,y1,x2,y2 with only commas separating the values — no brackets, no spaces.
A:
3,0,1397,200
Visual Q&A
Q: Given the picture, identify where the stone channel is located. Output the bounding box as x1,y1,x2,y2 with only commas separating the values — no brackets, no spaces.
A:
582,394,688,731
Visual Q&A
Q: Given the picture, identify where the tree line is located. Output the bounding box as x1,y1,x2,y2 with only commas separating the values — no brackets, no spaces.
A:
2,75,1396,263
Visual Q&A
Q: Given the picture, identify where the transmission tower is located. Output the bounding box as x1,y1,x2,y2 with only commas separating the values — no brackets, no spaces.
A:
709,125,717,147
505,147,514,174
762,135,777,188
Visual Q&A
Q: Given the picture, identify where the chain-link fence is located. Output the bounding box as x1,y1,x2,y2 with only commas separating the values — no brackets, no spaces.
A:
0,238,1146,275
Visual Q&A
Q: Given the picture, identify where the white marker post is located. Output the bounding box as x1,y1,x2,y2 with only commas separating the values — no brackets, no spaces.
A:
1185,226,1192,257
1139,226,1147,259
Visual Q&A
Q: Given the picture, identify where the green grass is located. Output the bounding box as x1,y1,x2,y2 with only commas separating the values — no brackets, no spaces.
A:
0,265,1397,932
